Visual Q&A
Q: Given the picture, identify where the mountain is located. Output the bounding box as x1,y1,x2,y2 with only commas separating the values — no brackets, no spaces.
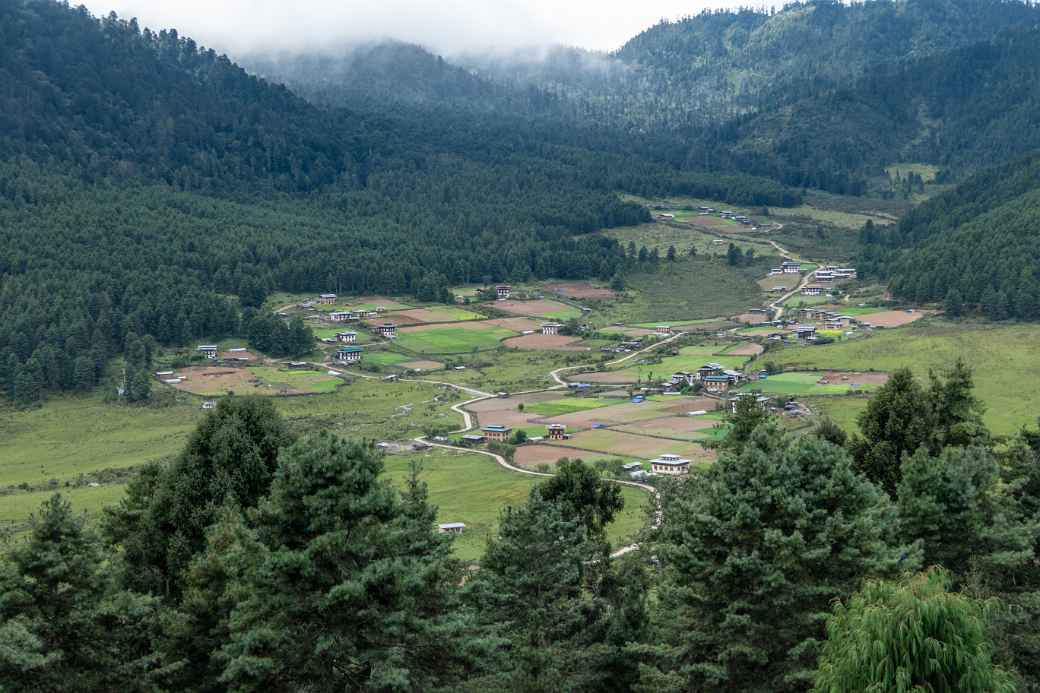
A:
860,152,1040,319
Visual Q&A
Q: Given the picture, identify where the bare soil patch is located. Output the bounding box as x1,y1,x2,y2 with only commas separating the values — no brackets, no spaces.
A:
858,310,934,328
492,299,574,318
503,334,589,351
364,314,422,327
733,313,770,325
557,429,709,460
399,360,444,371
818,371,890,386
484,317,543,332
725,342,765,357
219,350,257,361
615,415,720,439
169,367,271,396
572,371,638,384
514,445,615,468
544,281,615,300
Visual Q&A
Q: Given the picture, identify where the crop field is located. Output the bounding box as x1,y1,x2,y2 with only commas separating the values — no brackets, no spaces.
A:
856,309,934,328
399,360,444,371
513,445,637,469
739,371,886,396
361,350,412,367
525,397,628,418
389,306,484,323
614,414,726,441
382,449,648,561
600,257,771,324
768,321,1040,435
503,334,588,351
491,299,581,320
395,322,518,354
484,317,543,331
542,281,616,300
431,350,583,393
169,365,342,396
554,429,711,461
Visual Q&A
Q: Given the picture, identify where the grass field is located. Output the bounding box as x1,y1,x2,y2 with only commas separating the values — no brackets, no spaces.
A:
803,397,869,435
395,323,517,354
768,321,1040,435
248,367,342,394
738,372,882,396
0,484,128,542
601,222,765,257
604,343,751,382
382,448,649,562
525,397,628,417
0,396,201,487
598,257,771,324
362,350,412,367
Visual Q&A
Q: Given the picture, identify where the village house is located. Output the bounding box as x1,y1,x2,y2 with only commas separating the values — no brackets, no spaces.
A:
481,424,512,442
703,374,732,393
438,522,465,535
542,322,562,336
378,323,397,339
496,284,511,300
671,371,697,388
794,325,818,341
650,454,691,475
802,285,825,297
833,267,858,279
781,260,802,274
335,346,363,363
197,345,218,359
814,269,835,282
329,311,354,323
336,331,358,344
318,293,337,305
201,400,217,410
461,433,485,444
697,362,725,381
547,423,566,440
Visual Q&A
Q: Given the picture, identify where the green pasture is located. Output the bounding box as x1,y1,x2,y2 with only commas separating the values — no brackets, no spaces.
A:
249,366,342,394
394,324,518,354
768,321,1040,435
803,396,870,435
383,449,649,562
362,350,412,367
739,372,881,396
525,397,628,418
0,484,129,543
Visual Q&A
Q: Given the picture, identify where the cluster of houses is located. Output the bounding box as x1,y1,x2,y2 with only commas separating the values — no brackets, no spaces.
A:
769,259,804,276
330,308,383,322
813,266,858,282
669,362,746,394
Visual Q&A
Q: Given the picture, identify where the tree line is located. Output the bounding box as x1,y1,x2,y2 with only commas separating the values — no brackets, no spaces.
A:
3,362,1039,690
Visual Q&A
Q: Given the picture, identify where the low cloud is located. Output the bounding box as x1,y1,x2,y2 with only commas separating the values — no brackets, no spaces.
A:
81,0,759,56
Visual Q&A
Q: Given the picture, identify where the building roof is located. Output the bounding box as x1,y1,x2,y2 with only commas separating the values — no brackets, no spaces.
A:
481,424,512,432
439,522,466,530
652,454,691,466
704,374,731,383
547,423,566,429
197,344,218,350
337,346,363,353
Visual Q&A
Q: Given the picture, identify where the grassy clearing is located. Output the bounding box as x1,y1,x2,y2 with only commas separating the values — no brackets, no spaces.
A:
395,324,517,354
383,448,648,562
768,321,1040,435
803,397,869,435
738,372,881,396
601,222,765,257
362,350,412,367
525,397,628,417
0,396,201,487
248,366,342,394
606,343,751,382
0,484,128,542
430,350,588,393
598,257,770,324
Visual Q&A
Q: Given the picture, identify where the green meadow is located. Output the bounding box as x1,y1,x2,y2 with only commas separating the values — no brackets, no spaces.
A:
739,372,882,397
525,397,627,417
768,321,1040,435
383,448,648,562
394,324,518,354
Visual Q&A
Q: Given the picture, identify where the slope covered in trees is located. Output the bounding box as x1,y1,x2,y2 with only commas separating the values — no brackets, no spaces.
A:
860,153,1040,318
0,0,799,404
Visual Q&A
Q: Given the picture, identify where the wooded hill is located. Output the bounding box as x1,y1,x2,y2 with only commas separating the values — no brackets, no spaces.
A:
0,0,795,404
861,152,1040,319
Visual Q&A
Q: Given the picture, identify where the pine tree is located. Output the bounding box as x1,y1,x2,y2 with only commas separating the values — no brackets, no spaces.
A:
814,569,1015,693
944,287,963,317
0,494,164,691
534,458,625,542
666,245,677,262
219,434,469,691
641,423,911,692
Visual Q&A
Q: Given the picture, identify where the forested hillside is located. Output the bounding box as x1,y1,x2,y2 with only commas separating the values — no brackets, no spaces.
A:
0,0,797,404
860,153,1040,318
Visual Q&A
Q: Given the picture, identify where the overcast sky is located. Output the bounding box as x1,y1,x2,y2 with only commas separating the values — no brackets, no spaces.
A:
80,1,761,55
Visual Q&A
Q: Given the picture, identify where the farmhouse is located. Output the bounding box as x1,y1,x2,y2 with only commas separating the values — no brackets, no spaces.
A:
318,293,337,305
801,285,825,296
329,311,355,323
541,322,562,336
378,323,397,338
781,260,802,274
462,434,485,444
496,284,512,300
547,423,566,440
650,454,691,476
197,345,218,359
814,270,835,282
703,374,732,393
438,522,466,535
335,346,363,363
201,400,216,410
336,331,358,344
794,325,817,341
697,362,725,381
671,371,697,388
481,424,512,442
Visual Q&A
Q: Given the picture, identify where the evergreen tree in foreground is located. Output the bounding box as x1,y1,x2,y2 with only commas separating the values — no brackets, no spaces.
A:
813,569,1015,693
640,422,913,692
218,434,469,691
